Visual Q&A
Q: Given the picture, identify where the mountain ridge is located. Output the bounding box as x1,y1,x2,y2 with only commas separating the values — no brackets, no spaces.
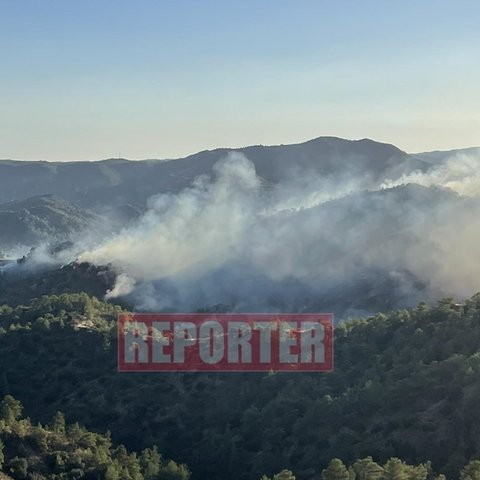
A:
0,136,430,208
0,136,410,163
412,146,480,164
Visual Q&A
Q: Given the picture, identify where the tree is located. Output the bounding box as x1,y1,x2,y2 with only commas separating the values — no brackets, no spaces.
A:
161,459,191,480
0,439,4,469
273,470,296,480
353,457,384,480
105,461,121,480
0,395,23,425
140,446,162,480
461,460,480,480
9,456,28,479
53,411,66,434
406,463,430,480
382,458,408,480
67,422,84,442
323,459,350,480
31,426,49,452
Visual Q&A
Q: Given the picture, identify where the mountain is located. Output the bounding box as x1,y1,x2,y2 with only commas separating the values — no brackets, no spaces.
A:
0,137,430,208
0,195,95,250
412,146,480,164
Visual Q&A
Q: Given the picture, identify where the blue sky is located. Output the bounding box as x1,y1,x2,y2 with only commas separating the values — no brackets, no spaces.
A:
1,0,479,160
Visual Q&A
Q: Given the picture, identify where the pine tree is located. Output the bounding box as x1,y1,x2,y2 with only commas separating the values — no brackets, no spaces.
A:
0,438,4,469
353,457,384,480
53,411,66,434
323,459,350,480
140,446,162,480
0,395,23,425
382,458,408,480
407,462,430,480
461,460,480,480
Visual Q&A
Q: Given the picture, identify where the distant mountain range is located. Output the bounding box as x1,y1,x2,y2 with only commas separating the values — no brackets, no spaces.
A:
0,136,478,315
0,137,431,208
412,146,480,164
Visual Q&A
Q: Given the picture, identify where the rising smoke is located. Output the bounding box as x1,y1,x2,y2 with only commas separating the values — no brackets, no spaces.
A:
75,149,480,317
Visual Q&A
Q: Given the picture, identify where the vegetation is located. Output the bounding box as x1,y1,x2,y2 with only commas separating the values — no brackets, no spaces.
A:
0,195,95,250
0,263,116,308
2,293,480,479
0,394,189,480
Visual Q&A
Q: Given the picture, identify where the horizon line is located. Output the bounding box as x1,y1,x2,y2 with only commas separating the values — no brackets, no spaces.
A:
1,135,479,164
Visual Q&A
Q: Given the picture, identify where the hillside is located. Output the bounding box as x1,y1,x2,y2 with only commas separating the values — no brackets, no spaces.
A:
0,137,430,208
0,262,116,307
0,195,95,251
0,393,189,480
412,147,480,164
2,293,480,479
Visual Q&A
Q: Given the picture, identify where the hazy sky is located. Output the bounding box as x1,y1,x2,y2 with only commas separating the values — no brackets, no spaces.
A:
1,0,479,161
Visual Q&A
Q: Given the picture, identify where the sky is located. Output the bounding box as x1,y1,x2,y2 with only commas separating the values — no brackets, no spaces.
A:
1,0,479,161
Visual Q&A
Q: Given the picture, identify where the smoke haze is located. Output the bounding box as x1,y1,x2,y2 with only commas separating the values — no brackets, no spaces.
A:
72,148,480,317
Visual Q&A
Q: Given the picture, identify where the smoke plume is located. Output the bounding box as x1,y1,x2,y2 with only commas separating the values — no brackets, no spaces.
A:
76,150,480,317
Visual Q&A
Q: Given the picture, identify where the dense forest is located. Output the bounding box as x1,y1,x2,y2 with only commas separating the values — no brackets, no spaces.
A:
1,293,480,479
0,395,189,480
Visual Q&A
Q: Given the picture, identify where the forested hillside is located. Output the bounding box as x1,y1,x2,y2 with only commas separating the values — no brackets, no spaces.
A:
0,195,95,250
1,293,480,479
0,395,189,480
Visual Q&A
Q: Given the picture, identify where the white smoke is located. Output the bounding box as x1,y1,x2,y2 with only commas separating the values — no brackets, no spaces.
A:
105,273,136,300
381,152,480,197
76,150,480,315
80,154,261,281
